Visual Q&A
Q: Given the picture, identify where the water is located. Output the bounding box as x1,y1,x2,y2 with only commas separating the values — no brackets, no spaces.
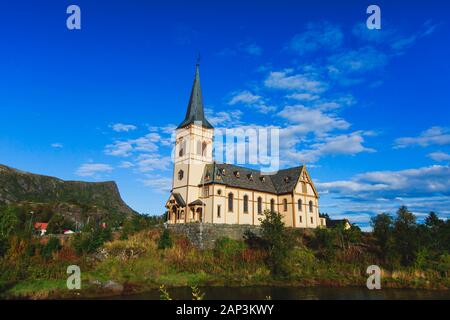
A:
109,286,450,300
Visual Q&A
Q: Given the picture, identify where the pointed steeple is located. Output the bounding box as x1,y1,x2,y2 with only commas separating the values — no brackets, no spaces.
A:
177,64,214,129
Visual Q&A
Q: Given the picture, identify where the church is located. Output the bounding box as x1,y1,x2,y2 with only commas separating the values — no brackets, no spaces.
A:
166,65,326,229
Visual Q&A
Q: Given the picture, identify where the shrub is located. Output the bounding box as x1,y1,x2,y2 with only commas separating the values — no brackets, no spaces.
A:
214,237,246,260
158,229,173,250
41,237,62,259
260,210,293,277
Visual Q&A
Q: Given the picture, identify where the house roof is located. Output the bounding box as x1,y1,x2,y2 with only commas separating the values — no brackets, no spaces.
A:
34,222,48,230
177,64,214,130
200,163,305,195
327,219,350,228
188,199,205,206
172,193,186,207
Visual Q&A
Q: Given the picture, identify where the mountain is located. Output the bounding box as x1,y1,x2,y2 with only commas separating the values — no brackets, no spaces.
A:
0,164,137,223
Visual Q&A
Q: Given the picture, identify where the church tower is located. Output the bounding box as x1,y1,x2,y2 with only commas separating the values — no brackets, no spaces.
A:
168,64,214,223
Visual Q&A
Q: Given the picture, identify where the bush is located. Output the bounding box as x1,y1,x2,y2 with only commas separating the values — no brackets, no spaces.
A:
158,229,173,250
214,237,246,259
260,210,293,277
41,237,62,259
71,225,112,255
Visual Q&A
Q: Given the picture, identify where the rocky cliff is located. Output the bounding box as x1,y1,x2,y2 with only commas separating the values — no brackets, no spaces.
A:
0,164,136,222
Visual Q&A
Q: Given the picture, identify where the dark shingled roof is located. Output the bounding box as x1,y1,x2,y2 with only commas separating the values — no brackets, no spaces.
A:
172,193,186,207
177,65,214,130
201,163,304,195
188,199,205,206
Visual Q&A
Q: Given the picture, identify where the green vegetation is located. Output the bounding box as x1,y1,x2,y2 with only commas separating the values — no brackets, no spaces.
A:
0,205,449,299
158,229,173,249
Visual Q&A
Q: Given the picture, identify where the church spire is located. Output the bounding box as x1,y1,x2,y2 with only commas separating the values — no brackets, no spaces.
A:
177,63,214,129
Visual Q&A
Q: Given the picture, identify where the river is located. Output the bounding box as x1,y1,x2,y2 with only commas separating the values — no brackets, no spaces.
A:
108,286,450,300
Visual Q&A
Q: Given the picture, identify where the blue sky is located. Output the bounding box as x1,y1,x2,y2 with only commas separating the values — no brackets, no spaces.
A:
1,0,450,230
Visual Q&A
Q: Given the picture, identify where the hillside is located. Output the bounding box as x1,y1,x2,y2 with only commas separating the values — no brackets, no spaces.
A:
0,164,136,223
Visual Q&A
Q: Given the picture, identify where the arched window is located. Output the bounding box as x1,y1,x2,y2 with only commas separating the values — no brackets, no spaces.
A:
298,199,302,211
270,199,275,213
309,200,313,213
179,139,186,157
257,197,263,215
178,170,184,180
202,141,207,156
228,193,234,212
217,205,221,218
243,195,249,213
283,199,288,211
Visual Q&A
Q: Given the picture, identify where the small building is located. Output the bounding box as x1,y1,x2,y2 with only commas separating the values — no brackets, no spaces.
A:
327,219,351,230
34,222,48,236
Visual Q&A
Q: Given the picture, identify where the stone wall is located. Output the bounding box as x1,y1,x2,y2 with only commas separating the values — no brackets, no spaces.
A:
167,223,261,249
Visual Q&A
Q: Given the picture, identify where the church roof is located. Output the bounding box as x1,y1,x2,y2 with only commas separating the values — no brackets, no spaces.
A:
200,163,305,195
172,193,186,207
177,64,214,130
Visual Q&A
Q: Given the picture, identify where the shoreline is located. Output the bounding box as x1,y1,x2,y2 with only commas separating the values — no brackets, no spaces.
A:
3,276,449,300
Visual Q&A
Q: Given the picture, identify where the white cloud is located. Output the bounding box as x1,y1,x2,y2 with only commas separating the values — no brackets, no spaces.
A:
286,93,320,102
136,154,172,173
289,21,343,55
288,131,375,163
206,109,243,127
111,123,137,132
105,141,134,157
75,163,113,177
105,133,161,157
264,69,327,93
51,143,63,148
278,105,350,135
140,175,172,193
328,47,388,75
119,161,134,169
394,127,450,149
317,165,450,200
228,91,262,105
228,91,275,114
428,151,450,162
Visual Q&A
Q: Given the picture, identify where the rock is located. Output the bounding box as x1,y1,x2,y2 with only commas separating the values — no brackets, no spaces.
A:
103,280,124,294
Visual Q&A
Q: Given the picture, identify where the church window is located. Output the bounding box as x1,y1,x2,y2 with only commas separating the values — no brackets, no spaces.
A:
311,217,314,224
217,189,222,195
179,140,186,157
309,200,313,213
270,199,275,213
257,197,263,215
202,141,207,156
203,186,209,197
299,216,303,223
217,205,221,218
228,193,234,212
298,199,302,211
178,170,184,180
243,195,249,213
283,198,288,211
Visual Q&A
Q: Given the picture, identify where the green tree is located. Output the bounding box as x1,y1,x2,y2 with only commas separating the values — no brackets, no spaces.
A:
0,206,20,238
158,228,173,250
259,209,293,277
371,213,395,255
393,206,418,266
